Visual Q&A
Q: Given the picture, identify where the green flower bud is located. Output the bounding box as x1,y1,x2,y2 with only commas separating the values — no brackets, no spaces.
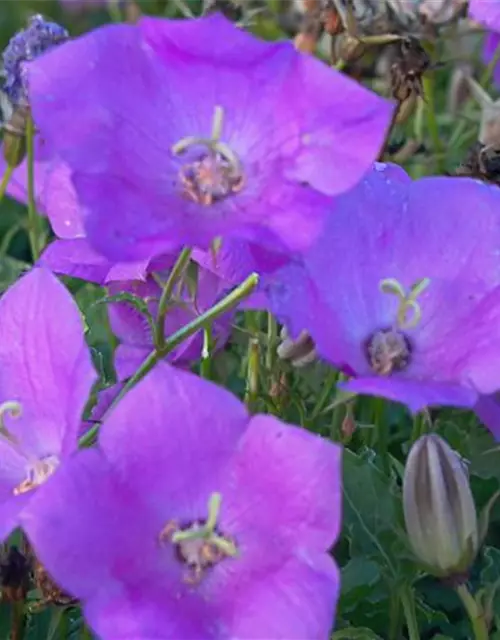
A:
403,434,478,579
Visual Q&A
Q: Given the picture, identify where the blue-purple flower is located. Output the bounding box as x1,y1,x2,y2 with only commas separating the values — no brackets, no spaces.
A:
266,162,500,416
26,14,394,262
23,363,341,639
0,267,95,541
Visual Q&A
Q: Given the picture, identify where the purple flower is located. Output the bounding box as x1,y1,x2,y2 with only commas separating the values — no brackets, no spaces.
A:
2,15,68,106
469,1,500,32
0,267,95,541
22,364,341,639
109,266,234,378
26,14,394,263
0,154,153,284
266,162,500,416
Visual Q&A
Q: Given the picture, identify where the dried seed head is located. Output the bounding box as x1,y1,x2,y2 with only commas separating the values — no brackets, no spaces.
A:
2,15,69,107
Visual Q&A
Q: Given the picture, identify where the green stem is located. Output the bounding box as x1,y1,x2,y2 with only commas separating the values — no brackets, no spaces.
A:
25,115,40,261
422,74,443,173
0,164,14,205
309,370,338,423
456,584,489,640
154,247,192,349
79,273,259,447
245,337,260,411
200,325,212,379
372,397,389,474
265,312,277,372
481,40,500,87
400,586,421,640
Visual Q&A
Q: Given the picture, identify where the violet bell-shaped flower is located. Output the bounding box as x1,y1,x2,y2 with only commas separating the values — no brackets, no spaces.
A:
25,14,394,263
403,434,478,579
266,162,500,422
22,363,342,639
0,268,96,541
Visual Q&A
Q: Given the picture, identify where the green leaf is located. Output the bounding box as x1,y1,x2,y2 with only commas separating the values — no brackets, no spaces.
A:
0,256,29,293
342,449,415,583
332,629,384,639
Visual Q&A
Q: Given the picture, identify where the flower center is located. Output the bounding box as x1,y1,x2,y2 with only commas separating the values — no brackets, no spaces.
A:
159,492,237,585
13,455,59,495
0,401,60,496
172,106,244,206
367,328,412,375
365,278,430,375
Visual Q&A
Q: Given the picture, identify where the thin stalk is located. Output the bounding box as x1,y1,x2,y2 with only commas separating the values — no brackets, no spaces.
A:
400,586,421,640
309,370,338,423
422,74,443,173
372,397,390,474
456,584,489,640
480,40,500,86
154,247,192,349
245,337,260,411
25,115,40,261
200,325,212,379
0,164,14,205
265,312,277,372
10,600,26,640
79,273,259,447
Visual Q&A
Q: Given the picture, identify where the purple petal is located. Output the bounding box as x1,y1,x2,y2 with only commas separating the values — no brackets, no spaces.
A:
39,239,151,285
220,414,342,550
0,268,96,458
474,393,500,440
0,154,85,239
99,364,249,517
470,1,500,31
482,32,500,86
214,553,338,639
341,377,477,414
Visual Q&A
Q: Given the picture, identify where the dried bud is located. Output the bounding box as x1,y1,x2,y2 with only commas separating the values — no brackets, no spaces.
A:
390,36,430,124
403,434,479,580
277,327,317,367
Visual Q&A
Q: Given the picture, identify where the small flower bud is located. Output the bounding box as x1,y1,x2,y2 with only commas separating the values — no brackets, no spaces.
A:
403,434,479,579
277,327,317,368
2,105,29,167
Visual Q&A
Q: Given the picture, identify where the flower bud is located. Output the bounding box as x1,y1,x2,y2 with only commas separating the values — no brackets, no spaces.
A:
403,434,478,579
277,327,317,368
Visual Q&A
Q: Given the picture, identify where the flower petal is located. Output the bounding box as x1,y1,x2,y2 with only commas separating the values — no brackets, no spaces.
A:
0,268,96,458
99,364,249,519
341,377,477,414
